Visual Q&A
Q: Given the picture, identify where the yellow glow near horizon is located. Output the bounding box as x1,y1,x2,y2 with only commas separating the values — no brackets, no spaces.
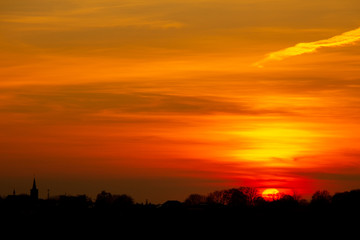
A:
231,126,319,166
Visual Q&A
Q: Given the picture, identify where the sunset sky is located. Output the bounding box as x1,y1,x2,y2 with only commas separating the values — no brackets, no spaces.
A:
1,0,360,203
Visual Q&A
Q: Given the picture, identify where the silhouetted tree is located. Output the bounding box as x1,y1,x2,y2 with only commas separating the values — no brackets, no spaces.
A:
206,190,225,205
95,191,134,210
205,187,258,207
222,189,235,205
277,194,299,208
184,194,207,206
254,196,267,207
228,189,247,207
112,194,134,209
95,191,113,209
332,189,360,211
239,187,259,206
292,191,302,202
311,190,331,208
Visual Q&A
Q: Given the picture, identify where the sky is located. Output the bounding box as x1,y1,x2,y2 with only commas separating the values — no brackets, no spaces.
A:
1,0,360,203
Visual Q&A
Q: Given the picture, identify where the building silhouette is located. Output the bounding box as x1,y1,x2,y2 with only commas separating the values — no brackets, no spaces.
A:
30,178,38,201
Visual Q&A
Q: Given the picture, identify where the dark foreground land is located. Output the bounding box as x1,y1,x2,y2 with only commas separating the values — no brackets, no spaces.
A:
1,188,360,236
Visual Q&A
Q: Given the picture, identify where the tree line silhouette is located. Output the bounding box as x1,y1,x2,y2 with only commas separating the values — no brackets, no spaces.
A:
1,187,360,234
1,187,360,214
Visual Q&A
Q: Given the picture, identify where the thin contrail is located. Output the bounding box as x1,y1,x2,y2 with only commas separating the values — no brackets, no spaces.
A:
254,27,360,68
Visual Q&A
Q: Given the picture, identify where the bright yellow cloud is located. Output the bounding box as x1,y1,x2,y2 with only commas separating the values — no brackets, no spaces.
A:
254,27,360,68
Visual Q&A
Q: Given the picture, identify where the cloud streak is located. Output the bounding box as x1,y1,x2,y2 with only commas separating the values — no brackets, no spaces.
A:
0,84,296,119
254,27,360,68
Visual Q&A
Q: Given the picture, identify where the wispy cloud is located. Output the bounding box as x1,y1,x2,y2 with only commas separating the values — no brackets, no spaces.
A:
1,14,184,31
0,0,185,31
254,27,360,68
0,83,296,120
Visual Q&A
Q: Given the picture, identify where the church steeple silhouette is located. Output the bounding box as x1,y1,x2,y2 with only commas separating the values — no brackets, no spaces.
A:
30,178,38,200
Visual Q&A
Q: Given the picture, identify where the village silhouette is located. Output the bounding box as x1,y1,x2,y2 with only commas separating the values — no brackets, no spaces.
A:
1,178,360,232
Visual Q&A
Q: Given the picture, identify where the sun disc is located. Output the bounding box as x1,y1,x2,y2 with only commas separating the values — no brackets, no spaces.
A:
262,188,280,201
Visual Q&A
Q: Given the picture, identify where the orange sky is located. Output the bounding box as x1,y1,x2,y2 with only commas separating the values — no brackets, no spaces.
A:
1,0,360,203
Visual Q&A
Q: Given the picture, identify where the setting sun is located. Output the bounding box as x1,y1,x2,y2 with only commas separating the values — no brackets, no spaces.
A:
262,189,280,201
